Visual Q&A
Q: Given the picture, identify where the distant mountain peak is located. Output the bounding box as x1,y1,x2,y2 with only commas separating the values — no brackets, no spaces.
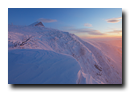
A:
29,21,45,27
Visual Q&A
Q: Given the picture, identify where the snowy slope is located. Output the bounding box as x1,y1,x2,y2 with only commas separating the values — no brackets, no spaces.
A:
83,38,122,78
8,23,122,84
8,49,80,84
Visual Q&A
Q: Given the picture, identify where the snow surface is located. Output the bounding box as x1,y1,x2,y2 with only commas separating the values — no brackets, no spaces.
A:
8,24,122,84
8,49,80,84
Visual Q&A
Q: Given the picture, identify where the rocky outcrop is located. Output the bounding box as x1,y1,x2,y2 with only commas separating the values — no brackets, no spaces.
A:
35,22,44,27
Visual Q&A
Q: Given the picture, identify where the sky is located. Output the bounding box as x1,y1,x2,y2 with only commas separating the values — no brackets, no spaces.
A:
8,8,122,38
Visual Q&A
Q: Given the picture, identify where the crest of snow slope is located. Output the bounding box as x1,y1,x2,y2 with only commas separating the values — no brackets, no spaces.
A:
8,24,122,84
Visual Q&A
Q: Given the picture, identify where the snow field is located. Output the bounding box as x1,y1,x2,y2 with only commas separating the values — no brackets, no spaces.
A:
8,49,80,84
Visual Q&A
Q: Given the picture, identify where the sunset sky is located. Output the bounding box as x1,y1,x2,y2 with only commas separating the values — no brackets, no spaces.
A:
8,8,122,38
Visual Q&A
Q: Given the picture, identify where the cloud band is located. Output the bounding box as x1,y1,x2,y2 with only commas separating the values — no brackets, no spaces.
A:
84,23,92,27
38,18,57,23
106,17,122,23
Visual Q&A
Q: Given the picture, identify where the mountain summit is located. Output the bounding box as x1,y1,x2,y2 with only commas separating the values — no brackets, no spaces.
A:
29,22,45,27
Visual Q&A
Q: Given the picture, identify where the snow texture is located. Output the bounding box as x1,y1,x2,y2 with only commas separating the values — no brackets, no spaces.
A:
8,49,80,84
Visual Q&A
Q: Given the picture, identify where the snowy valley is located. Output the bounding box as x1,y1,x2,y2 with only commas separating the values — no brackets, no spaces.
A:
8,22,122,84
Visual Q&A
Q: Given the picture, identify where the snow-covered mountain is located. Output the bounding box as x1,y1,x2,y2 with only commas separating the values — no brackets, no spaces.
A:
8,22,122,84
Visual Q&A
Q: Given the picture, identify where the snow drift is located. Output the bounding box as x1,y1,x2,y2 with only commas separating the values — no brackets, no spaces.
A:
8,22,122,84
8,49,80,84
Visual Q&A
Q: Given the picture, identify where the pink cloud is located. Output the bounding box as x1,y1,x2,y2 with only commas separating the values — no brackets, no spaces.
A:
106,17,122,23
38,18,57,23
67,28,104,35
84,23,92,27
107,30,122,34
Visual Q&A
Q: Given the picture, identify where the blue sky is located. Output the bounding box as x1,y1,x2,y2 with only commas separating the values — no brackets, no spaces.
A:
8,8,122,38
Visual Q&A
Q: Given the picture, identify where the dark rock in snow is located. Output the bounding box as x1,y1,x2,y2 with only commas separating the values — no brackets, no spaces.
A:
35,22,44,27
29,22,45,27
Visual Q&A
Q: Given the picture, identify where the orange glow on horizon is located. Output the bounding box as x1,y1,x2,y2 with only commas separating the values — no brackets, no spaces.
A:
75,31,122,39
79,35,122,39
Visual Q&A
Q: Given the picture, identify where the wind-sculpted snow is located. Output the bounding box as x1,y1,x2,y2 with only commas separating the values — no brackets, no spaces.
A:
77,39,122,84
8,24,122,84
8,49,80,84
